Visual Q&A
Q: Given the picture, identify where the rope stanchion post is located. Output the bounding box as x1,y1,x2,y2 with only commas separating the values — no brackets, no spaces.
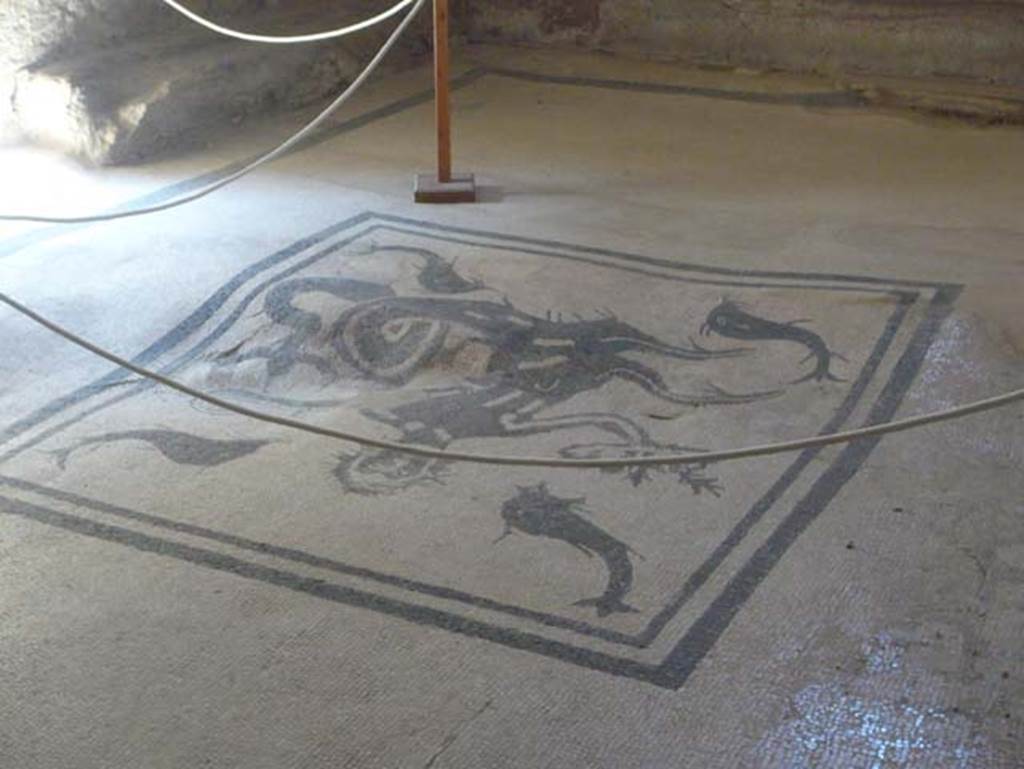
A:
414,0,476,203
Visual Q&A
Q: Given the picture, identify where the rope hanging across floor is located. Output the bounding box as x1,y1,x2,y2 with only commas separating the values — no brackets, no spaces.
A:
1,291,1021,469
158,0,418,44
0,0,1020,467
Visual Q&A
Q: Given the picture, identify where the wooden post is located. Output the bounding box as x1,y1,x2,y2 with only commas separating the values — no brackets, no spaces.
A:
414,0,475,202
434,0,452,183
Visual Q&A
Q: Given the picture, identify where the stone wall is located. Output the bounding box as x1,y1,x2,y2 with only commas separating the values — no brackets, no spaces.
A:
0,1,431,160
0,0,264,141
465,0,1024,87
4,0,1021,158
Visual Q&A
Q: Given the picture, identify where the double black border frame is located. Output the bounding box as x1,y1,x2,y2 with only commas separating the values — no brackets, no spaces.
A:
0,68,959,688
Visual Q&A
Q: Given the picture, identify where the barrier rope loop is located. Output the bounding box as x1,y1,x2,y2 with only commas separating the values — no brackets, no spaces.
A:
1,0,1020,468
158,0,418,44
1,291,1020,470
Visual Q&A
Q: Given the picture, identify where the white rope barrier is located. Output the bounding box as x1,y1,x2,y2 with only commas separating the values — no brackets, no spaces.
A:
0,0,428,225
2,290,1021,469
1,1,1020,470
158,0,417,44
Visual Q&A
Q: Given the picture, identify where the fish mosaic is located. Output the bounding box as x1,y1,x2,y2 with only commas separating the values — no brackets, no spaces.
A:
1,213,956,687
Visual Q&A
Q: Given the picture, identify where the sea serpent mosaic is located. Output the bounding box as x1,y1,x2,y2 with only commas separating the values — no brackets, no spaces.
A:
0,212,959,687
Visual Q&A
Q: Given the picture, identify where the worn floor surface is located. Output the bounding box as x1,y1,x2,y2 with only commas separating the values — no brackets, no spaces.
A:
0,45,1022,768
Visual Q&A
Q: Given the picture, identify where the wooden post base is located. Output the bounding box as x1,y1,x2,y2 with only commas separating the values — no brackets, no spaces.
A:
414,173,476,203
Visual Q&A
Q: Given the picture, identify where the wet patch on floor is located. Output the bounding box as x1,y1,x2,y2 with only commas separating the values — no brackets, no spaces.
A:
754,681,1002,769
752,627,1017,768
